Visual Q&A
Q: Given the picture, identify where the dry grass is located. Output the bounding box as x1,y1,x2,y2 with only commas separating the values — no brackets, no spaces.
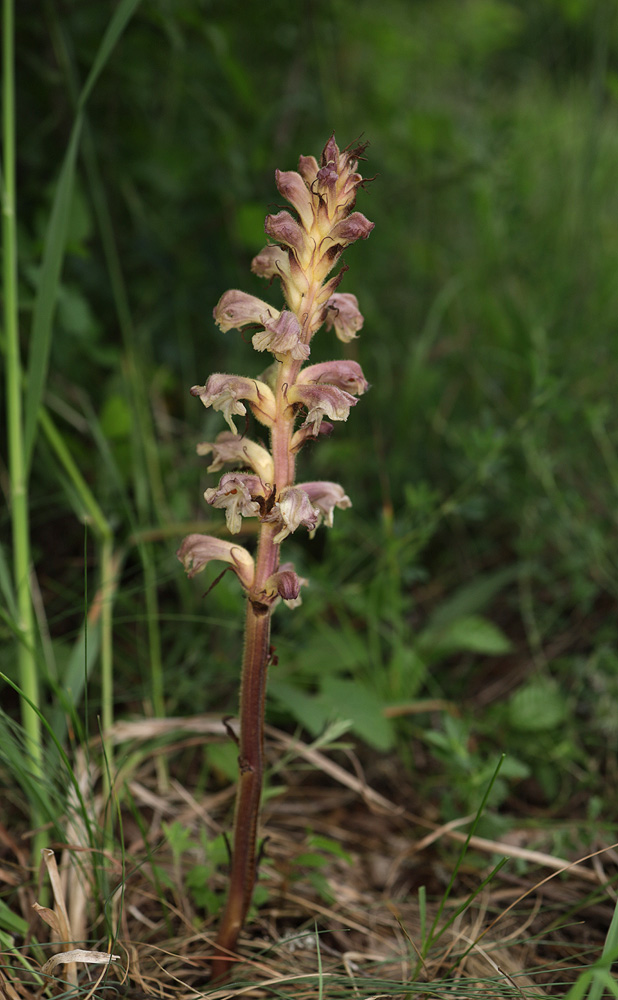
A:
0,717,616,998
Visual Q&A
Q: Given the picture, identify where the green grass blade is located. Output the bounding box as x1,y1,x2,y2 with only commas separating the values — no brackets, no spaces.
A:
78,0,144,111
23,125,81,470
23,0,144,471
585,894,618,1000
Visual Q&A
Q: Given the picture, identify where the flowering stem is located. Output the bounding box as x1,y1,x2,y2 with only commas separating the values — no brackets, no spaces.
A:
212,417,292,979
177,135,373,983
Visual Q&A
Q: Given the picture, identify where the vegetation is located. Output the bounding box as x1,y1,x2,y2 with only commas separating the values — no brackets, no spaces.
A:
1,0,618,995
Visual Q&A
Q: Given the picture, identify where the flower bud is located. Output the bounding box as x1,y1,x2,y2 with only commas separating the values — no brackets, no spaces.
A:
328,212,375,247
275,170,314,230
260,564,308,609
264,211,307,256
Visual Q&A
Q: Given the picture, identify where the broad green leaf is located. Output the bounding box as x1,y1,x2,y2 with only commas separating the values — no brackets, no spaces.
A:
319,677,395,751
269,679,328,737
508,678,568,732
420,614,512,658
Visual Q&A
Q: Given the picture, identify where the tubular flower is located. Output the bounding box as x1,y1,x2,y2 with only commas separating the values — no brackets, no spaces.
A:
289,382,359,435
176,534,254,591
297,481,352,529
324,293,365,342
203,472,263,534
197,432,274,483
191,374,276,432
213,290,278,332
270,486,320,543
252,310,309,361
251,245,289,280
298,359,369,396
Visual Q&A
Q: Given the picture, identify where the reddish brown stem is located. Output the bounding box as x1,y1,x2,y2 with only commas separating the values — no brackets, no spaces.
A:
210,526,278,982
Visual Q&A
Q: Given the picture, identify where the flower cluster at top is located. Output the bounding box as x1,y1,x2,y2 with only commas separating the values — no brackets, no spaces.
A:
178,135,373,612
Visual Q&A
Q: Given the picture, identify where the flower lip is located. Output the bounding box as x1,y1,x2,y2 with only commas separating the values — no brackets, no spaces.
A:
324,292,365,343
204,472,263,534
297,480,352,529
269,486,320,543
252,310,310,362
289,382,359,434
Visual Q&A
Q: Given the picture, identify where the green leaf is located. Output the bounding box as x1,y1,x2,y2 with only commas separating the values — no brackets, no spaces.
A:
269,679,328,736
426,565,521,630
100,394,132,440
23,0,144,472
508,678,568,732
420,615,512,658
0,899,29,936
318,677,395,751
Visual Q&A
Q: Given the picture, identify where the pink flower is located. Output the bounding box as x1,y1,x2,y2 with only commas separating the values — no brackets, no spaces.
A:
323,293,365,343
191,374,276,432
213,290,278,332
289,382,358,434
204,472,263,534
298,359,369,396
251,245,289,280
197,431,274,483
251,310,310,361
270,486,320,543
177,534,254,590
297,481,352,529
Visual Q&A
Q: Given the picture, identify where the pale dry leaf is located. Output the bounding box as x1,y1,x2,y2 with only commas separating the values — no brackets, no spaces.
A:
40,950,121,975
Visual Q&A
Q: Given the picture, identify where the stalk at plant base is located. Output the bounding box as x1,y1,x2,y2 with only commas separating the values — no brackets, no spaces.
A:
3,0,45,849
178,136,374,981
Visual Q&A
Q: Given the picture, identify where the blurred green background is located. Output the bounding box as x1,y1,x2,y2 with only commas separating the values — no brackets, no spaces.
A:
4,0,618,829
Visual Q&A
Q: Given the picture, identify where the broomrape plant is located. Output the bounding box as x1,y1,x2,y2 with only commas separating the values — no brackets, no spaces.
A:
177,135,374,980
